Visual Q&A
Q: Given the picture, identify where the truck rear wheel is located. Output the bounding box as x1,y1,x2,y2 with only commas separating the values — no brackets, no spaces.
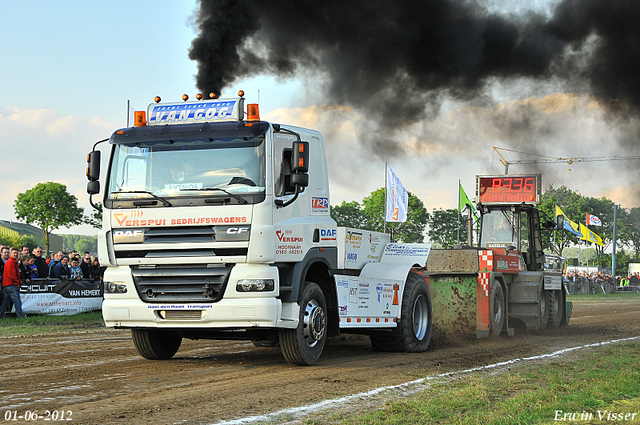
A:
489,281,505,336
132,329,182,360
370,273,432,352
547,290,564,329
279,282,327,365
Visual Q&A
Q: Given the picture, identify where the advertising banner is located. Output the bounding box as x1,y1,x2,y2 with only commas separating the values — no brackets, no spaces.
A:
6,279,104,316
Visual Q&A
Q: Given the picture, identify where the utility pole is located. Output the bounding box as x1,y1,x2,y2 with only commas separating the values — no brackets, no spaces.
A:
612,204,618,277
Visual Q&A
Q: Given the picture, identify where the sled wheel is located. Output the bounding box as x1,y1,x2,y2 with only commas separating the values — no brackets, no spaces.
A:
489,281,505,336
132,329,182,360
547,290,564,329
538,289,551,329
279,282,327,365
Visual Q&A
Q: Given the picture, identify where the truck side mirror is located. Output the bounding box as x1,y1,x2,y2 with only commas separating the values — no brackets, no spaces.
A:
86,151,101,181
275,141,310,208
290,173,309,187
291,141,309,173
87,180,100,195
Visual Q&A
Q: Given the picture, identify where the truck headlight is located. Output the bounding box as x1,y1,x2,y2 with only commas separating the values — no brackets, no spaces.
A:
105,281,128,293
236,279,274,292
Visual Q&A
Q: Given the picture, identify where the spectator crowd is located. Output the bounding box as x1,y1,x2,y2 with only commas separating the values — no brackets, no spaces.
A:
563,270,639,294
0,244,104,319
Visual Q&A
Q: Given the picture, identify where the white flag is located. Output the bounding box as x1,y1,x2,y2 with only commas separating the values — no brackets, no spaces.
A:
386,165,408,222
586,213,602,226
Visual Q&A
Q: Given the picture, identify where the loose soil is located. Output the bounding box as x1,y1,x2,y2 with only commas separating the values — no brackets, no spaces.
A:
1,298,639,424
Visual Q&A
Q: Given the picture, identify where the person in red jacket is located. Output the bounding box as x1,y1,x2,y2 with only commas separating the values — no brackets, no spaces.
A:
0,247,24,318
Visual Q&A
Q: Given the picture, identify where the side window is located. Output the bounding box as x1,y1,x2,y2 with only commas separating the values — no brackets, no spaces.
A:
519,211,530,253
276,148,295,196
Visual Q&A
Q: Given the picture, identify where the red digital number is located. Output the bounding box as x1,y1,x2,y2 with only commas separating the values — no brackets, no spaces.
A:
491,178,501,193
503,178,512,192
524,177,534,192
512,177,523,192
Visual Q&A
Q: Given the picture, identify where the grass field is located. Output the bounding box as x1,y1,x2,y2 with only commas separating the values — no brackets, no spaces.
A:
0,311,104,335
568,292,640,302
306,341,640,425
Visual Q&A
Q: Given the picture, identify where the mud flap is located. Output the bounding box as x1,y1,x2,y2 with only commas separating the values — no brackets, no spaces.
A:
564,301,573,325
476,272,490,338
428,275,477,341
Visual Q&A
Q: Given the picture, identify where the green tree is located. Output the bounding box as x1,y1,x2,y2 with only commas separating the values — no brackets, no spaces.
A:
14,182,85,255
330,201,367,228
427,208,468,248
84,202,103,229
539,185,585,256
619,207,640,257
361,188,429,243
75,237,97,254
582,195,615,257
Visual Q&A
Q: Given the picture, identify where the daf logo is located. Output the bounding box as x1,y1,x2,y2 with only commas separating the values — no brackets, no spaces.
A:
226,227,249,235
113,229,145,243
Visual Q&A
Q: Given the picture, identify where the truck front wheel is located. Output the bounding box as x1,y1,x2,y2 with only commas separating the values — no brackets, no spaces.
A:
132,329,182,360
279,282,327,365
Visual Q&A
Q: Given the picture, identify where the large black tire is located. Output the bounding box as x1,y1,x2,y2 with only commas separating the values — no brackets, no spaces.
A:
489,281,505,336
279,282,327,365
370,273,432,353
538,289,551,329
547,290,564,329
132,329,182,360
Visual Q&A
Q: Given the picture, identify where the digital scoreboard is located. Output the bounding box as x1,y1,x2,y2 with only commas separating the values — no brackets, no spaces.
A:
476,174,542,205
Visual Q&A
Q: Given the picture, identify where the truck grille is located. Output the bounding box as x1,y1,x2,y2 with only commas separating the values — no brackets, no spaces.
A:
112,225,249,260
131,264,232,303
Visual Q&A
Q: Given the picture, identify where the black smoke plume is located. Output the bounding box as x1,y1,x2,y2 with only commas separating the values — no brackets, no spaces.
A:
189,0,640,154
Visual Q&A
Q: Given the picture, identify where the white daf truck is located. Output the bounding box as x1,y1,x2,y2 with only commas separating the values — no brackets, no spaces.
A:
86,93,433,365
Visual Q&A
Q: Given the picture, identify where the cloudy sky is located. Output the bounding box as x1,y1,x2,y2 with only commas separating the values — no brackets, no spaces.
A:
1,0,639,236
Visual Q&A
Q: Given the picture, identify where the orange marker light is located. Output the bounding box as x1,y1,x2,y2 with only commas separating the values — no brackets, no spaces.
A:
247,103,260,121
182,94,189,101
154,96,161,103
196,93,202,100
209,92,216,99
238,90,245,97
134,111,147,127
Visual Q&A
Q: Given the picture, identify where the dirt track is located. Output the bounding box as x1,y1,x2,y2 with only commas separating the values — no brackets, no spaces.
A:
1,298,640,425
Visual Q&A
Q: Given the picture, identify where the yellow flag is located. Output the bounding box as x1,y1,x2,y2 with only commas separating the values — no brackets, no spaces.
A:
580,223,604,246
556,205,582,237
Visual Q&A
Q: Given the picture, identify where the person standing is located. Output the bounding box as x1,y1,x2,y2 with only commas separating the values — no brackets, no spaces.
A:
0,246,8,308
32,247,48,278
51,255,71,279
0,247,24,318
69,257,83,281
80,252,92,279
48,251,64,276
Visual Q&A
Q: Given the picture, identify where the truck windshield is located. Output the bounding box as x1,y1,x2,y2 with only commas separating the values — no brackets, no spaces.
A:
106,136,265,206
480,209,519,249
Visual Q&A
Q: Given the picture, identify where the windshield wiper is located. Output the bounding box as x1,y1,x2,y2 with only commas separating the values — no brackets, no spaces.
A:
116,190,172,207
180,187,248,205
